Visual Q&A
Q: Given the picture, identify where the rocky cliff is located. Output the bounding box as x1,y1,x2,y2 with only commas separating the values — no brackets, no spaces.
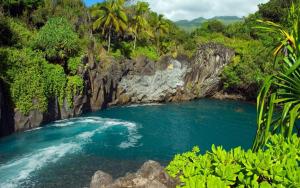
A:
0,43,234,135
115,43,234,104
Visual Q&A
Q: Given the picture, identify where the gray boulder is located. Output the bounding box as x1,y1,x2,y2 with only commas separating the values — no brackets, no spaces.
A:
90,160,177,188
90,171,113,188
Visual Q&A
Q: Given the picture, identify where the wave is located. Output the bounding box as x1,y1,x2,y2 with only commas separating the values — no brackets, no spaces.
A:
125,103,163,108
0,143,80,188
0,116,142,187
24,127,43,132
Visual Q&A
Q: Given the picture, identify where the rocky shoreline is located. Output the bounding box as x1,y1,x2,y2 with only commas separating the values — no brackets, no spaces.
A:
90,161,177,188
0,43,235,136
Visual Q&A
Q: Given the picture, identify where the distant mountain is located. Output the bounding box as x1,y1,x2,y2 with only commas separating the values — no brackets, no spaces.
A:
175,16,243,32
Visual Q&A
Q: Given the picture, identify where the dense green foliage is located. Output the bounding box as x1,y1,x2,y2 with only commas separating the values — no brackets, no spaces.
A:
167,134,300,187
32,17,80,62
0,1,86,114
65,75,84,108
1,48,67,114
253,1,300,151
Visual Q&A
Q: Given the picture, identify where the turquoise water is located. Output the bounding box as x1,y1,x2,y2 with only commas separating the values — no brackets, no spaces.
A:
0,99,256,188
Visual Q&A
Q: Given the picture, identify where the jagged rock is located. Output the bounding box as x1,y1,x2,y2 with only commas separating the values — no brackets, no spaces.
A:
90,160,177,188
115,43,234,104
14,109,43,131
90,171,113,188
181,43,235,99
117,58,187,103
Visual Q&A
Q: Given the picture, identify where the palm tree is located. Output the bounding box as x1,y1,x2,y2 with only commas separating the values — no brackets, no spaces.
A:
91,0,128,53
130,1,152,50
253,2,300,151
151,14,169,54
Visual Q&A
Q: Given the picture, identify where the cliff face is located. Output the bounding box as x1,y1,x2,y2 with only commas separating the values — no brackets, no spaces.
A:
115,43,234,104
1,43,234,135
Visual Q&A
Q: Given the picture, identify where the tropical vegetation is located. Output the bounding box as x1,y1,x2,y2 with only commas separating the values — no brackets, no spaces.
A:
167,134,300,187
1,0,300,187
253,1,300,151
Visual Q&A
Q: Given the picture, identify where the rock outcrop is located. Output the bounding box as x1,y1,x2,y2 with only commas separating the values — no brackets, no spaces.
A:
3,42,235,135
115,43,234,104
90,160,177,188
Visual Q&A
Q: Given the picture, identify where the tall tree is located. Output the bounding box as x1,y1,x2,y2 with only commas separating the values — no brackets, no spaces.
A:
151,14,169,54
130,1,151,50
91,0,128,53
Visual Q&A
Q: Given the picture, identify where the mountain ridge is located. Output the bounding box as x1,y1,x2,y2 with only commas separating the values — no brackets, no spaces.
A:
175,16,243,31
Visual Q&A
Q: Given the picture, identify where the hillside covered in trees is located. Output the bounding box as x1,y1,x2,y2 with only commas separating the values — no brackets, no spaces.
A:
175,16,243,32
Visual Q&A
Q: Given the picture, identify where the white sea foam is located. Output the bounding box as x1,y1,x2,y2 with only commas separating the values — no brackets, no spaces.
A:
54,116,144,149
0,143,80,188
0,116,142,187
125,103,163,108
53,116,143,149
25,127,43,132
118,122,142,149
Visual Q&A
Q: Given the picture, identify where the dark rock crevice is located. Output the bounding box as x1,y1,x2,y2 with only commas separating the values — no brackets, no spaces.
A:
0,79,14,137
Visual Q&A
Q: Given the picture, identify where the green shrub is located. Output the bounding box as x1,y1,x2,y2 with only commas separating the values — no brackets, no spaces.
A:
166,134,300,188
8,18,33,47
0,17,33,47
131,46,159,61
110,49,123,59
5,48,49,114
43,63,67,102
11,66,48,114
67,56,83,75
2,48,68,114
65,75,84,107
32,17,80,61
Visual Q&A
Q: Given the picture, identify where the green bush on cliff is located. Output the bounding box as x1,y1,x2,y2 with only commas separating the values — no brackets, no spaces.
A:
6,48,49,114
65,75,84,108
43,63,67,102
1,48,69,114
68,56,83,75
0,17,33,47
131,46,159,61
32,17,80,61
166,134,300,188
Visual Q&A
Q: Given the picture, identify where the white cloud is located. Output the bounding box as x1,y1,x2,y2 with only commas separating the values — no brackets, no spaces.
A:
142,0,270,21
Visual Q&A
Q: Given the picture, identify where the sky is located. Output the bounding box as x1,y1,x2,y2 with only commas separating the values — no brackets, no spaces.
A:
84,0,270,21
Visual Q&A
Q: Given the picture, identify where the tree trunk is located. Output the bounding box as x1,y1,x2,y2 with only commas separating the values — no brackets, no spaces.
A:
108,29,111,53
156,33,160,55
133,35,137,50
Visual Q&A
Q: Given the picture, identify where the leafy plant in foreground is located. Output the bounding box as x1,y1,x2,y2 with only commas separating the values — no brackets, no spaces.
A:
253,1,300,151
166,134,300,188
